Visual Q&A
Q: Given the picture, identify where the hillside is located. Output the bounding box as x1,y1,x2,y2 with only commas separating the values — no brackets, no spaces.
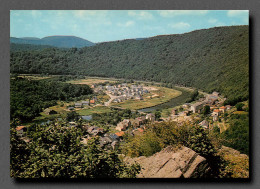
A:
10,36,95,48
10,26,249,104
10,43,55,52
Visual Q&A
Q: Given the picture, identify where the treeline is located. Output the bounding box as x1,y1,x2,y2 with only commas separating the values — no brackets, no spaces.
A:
10,77,92,122
10,26,249,104
10,122,140,178
10,43,55,52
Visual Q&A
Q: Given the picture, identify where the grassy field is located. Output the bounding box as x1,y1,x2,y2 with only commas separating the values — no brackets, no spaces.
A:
110,87,182,110
76,106,112,115
67,77,120,85
17,74,52,80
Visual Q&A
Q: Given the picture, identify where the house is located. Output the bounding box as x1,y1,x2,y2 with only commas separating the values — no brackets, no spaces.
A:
212,109,221,116
219,106,227,113
225,105,232,110
16,126,27,137
199,120,209,129
90,99,95,104
146,113,155,122
75,103,82,108
190,102,204,113
213,114,218,122
109,134,119,141
115,131,125,139
116,119,130,131
212,91,219,97
82,101,89,106
182,103,190,109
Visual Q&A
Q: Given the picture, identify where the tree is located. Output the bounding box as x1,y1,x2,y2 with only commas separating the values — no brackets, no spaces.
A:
155,111,161,120
203,105,210,115
66,111,80,122
235,102,244,111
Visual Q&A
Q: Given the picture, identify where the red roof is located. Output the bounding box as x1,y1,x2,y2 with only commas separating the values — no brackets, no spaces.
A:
137,128,144,133
16,126,26,131
115,131,125,137
219,106,226,109
213,109,220,112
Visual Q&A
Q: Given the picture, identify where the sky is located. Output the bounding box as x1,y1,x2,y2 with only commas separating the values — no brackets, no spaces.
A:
10,10,249,43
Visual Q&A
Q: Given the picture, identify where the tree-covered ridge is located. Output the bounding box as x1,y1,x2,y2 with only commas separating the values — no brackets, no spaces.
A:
10,35,95,48
10,26,249,104
10,77,93,122
10,43,55,52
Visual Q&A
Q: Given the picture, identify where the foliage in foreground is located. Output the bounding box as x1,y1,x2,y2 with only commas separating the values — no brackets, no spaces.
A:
10,122,140,178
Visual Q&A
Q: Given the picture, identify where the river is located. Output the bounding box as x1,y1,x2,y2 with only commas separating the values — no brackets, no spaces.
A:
138,87,192,112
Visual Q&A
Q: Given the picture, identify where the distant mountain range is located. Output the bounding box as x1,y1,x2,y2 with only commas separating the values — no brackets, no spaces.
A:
10,36,95,48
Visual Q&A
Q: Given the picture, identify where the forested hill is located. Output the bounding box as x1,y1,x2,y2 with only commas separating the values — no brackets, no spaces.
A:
10,26,249,104
10,36,95,48
10,43,55,52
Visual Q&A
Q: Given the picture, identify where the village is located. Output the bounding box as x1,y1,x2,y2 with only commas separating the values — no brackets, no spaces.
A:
15,80,238,151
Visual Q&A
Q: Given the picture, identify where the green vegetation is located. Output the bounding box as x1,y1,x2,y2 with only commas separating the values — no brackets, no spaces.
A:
186,89,199,103
91,109,139,126
76,106,112,116
220,114,249,155
123,121,216,157
10,122,140,178
10,77,92,122
11,26,249,104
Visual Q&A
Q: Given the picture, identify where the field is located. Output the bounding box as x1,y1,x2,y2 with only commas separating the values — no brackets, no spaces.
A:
17,74,52,80
76,106,112,115
110,87,182,110
67,77,120,85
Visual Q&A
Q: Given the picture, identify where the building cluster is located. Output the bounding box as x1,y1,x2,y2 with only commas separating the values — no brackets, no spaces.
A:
105,84,149,103
170,91,233,129
67,97,97,110
115,113,155,132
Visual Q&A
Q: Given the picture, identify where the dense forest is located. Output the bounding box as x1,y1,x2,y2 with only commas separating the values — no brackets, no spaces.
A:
10,77,92,122
10,26,249,105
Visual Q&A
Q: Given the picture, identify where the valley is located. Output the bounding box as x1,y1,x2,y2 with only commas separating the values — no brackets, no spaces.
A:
10,25,249,179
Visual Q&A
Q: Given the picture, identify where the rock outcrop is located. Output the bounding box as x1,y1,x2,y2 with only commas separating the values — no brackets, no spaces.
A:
124,146,211,178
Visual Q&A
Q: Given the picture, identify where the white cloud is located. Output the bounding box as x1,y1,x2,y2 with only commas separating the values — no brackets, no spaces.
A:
31,10,42,17
227,10,248,17
208,18,218,24
117,21,135,27
128,11,153,20
168,22,191,29
73,10,108,20
158,10,208,17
